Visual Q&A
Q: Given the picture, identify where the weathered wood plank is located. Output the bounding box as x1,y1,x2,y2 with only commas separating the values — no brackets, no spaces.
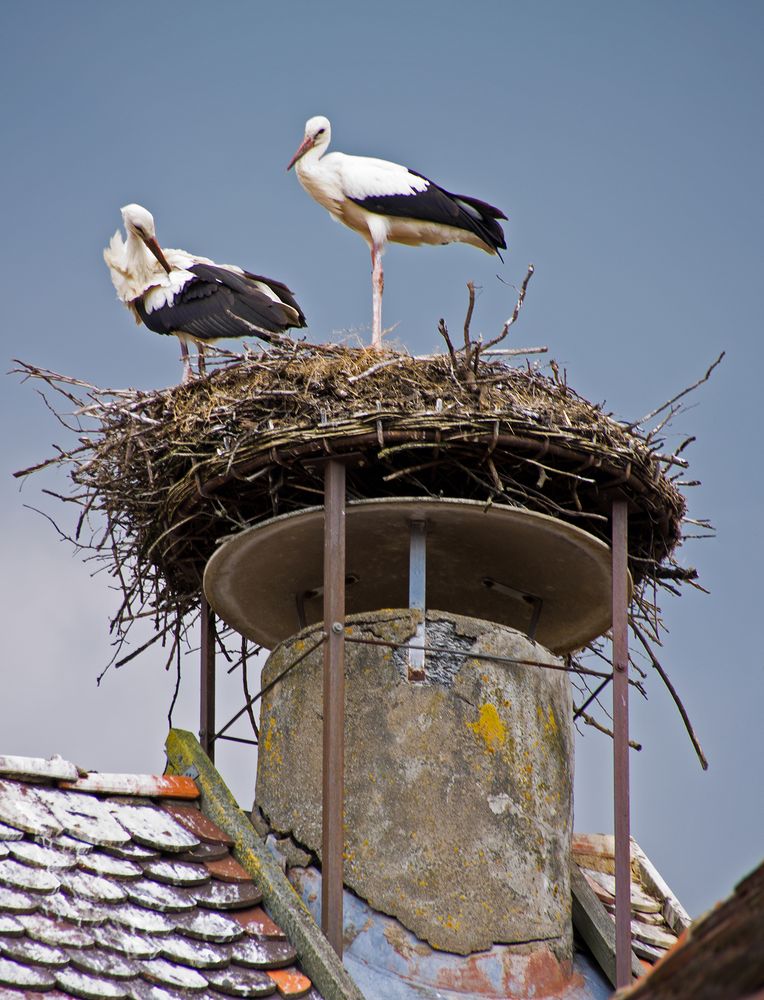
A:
571,862,643,988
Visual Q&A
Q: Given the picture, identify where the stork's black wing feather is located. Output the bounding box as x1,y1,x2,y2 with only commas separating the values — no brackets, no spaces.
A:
135,264,306,343
238,270,307,327
349,171,507,253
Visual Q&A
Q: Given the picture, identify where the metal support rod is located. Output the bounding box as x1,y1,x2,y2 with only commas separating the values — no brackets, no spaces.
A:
200,595,216,763
612,498,632,988
322,460,346,955
408,518,427,680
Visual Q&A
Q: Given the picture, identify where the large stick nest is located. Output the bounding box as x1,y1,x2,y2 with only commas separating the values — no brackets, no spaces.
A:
18,344,689,613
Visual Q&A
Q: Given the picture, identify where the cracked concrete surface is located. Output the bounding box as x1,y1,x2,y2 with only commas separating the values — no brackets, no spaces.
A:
255,609,573,957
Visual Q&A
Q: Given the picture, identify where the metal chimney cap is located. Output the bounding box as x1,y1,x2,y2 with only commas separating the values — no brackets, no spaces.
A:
203,497,630,654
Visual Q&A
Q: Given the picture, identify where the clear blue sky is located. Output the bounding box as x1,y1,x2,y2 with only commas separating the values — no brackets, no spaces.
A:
1,0,762,919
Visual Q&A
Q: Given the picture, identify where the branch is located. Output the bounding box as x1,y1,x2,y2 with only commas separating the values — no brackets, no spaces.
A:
475,263,535,363
577,708,642,750
630,351,725,430
463,280,476,362
437,318,458,367
631,620,709,770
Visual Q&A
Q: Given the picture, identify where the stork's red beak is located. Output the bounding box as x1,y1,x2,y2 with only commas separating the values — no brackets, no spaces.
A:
287,134,315,171
144,236,172,274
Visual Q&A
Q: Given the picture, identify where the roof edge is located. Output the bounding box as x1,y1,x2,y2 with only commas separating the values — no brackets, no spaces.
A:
165,727,365,1000
572,862,643,987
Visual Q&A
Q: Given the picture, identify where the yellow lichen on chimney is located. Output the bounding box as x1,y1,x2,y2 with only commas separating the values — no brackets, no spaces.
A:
466,703,506,753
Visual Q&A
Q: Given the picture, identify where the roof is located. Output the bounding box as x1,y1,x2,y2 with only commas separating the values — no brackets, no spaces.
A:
0,750,324,1000
613,856,764,1000
571,832,692,986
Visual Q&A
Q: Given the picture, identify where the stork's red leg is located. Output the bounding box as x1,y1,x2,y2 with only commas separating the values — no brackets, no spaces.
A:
371,244,384,350
179,337,194,383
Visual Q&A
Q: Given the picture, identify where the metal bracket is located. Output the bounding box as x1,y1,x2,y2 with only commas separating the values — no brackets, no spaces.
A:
295,575,359,631
482,577,544,642
408,518,427,681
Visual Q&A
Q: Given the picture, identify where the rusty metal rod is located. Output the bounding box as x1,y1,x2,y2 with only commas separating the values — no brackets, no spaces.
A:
322,459,346,955
216,734,259,747
343,634,612,677
213,634,326,742
200,595,216,762
574,675,613,719
612,498,632,988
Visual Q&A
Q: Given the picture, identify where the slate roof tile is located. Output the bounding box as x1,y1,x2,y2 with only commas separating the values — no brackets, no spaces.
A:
143,859,211,888
77,853,143,881
0,858,61,894
206,965,277,997
17,912,96,948
105,803,199,853
104,843,159,863
0,886,41,914
0,934,70,967
157,932,231,969
9,842,78,871
172,909,245,944
230,937,297,970
194,880,263,912
35,789,130,847
0,781,62,837
0,755,322,1000
67,947,138,979
123,878,197,913
0,913,26,936
179,842,230,863
0,821,25,842
0,953,58,989
55,966,132,997
39,894,109,925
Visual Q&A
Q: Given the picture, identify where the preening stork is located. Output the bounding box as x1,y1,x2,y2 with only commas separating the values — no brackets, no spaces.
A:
287,115,507,348
104,204,306,380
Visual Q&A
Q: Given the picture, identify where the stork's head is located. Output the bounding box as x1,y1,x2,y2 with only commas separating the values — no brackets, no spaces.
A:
287,115,331,170
120,204,171,273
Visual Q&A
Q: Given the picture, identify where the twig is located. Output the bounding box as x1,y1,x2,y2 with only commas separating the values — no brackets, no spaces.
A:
631,621,708,770
241,638,260,740
463,280,476,361
347,356,406,383
481,347,548,356
472,263,535,370
630,351,725,430
577,709,642,750
167,636,182,729
437,318,458,367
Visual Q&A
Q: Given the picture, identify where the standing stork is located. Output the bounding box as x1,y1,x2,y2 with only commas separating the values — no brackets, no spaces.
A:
287,115,507,348
104,204,306,380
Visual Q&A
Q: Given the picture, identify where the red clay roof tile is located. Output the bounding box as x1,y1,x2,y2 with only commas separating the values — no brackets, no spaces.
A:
205,854,254,883
267,966,313,997
232,906,287,939
161,802,235,846
58,774,199,799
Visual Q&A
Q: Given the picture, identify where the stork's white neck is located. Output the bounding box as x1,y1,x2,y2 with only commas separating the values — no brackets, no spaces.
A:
124,230,158,280
296,140,328,178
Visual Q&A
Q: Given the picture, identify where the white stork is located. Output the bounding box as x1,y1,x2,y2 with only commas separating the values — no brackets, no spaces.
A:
104,204,306,380
287,115,507,348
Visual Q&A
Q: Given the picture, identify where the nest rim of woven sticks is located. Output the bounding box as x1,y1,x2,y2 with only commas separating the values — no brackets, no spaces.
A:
16,342,689,601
